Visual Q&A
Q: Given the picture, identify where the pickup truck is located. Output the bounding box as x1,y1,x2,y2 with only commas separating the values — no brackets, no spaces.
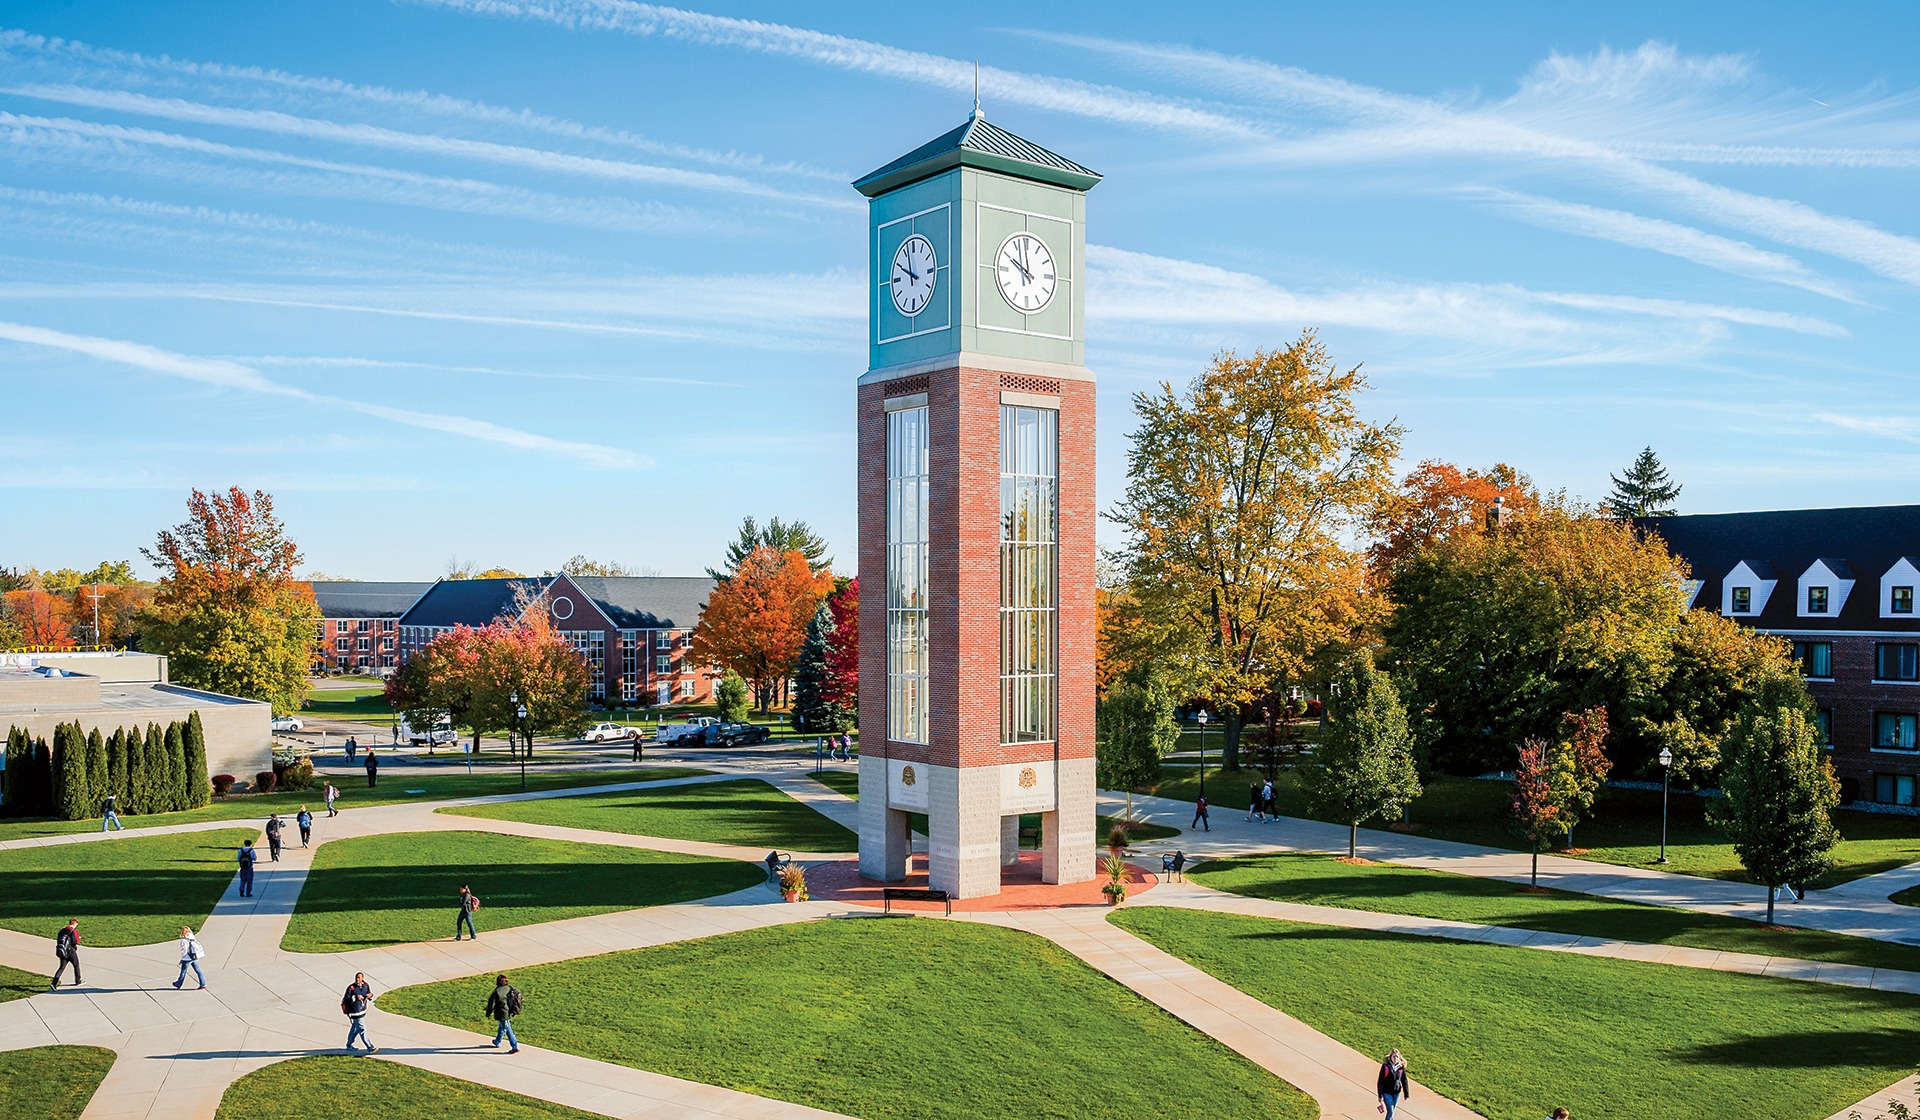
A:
704,721,772,747
655,716,719,745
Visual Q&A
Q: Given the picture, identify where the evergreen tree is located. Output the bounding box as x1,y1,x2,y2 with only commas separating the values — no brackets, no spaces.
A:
184,711,211,808
31,733,53,816
1300,650,1423,858
1604,447,1682,518
1095,667,1180,816
1708,706,1840,923
707,516,835,580
792,602,849,734
139,723,164,814
715,671,751,724
163,721,188,813
106,728,127,805
1,727,31,816
84,727,107,811
53,722,91,820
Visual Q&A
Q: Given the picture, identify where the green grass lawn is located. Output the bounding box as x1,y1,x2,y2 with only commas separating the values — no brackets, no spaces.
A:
1151,767,1920,887
0,768,706,842
216,1056,606,1120
282,831,762,953
385,919,1312,1120
298,685,393,720
804,771,1181,844
0,1046,116,1120
0,962,48,1001
0,829,257,945
442,779,855,851
1116,906,1920,1120
1194,851,1920,973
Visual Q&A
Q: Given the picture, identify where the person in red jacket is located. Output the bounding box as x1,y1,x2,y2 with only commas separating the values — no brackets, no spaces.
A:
1377,1048,1411,1118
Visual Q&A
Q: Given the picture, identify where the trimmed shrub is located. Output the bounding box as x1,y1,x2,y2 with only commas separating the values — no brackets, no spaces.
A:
183,711,211,809
254,771,278,794
1,727,32,816
162,722,187,813
211,774,236,797
105,728,127,804
53,722,91,820
84,728,107,810
275,757,315,792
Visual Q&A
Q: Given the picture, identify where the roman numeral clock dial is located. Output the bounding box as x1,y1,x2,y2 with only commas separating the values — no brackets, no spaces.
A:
890,234,937,316
995,231,1057,313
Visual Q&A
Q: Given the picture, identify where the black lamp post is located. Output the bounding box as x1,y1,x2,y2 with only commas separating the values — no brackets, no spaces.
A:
511,691,530,792
1656,745,1673,865
1196,709,1210,799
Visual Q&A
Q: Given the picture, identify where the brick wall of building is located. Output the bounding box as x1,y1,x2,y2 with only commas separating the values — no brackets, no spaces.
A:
1807,634,1920,798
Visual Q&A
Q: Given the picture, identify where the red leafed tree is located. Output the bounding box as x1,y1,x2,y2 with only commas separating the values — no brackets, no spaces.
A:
821,577,858,714
1512,736,1578,886
1366,460,1537,586
477,623,592,754
693,546,834,711
5,590,76,648
1558,706,1613,848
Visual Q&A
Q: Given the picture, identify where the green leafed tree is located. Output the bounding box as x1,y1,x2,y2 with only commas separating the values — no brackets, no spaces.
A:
707,516,834,580
1095,667,1181,816
184,711,211,808
1708,706,1841,923
1300,651,1422,858
1604,447,1682,518
715,671,751,724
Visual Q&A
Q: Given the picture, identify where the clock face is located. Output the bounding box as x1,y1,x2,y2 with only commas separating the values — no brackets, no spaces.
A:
890,234,937,316
995,232,1057,313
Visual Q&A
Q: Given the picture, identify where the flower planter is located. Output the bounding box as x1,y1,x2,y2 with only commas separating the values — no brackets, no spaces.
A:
783,890,801,903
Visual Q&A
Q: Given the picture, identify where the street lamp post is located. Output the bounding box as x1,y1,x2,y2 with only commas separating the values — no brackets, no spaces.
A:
511,691,530,792
1196,709,1210,799
1656,745,1673,865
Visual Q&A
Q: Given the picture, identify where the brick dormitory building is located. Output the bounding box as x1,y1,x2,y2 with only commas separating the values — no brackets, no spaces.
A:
1644,505,1920,806
392,574,718,706
311,581,432,676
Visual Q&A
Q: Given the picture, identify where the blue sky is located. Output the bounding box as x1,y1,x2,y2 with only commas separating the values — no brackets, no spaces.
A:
4,1,1919,579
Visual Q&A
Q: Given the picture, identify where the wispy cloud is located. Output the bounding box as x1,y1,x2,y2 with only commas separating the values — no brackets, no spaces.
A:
0,321,645,468
241,355,741,388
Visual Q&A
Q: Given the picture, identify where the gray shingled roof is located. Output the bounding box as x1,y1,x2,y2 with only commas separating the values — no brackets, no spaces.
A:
854,112,1101,197
567,576,712,630
311,581,434,619
397,578,549,629
1638,506,1920,632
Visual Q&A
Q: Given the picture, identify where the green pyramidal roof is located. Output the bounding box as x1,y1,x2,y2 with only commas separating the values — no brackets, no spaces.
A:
854,112,1102,197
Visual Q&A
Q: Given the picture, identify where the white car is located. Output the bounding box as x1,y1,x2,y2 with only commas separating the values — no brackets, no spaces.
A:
584,722,632,743
270,716,304,732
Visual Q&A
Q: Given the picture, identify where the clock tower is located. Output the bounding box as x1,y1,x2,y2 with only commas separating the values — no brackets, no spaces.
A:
854,111,1100,898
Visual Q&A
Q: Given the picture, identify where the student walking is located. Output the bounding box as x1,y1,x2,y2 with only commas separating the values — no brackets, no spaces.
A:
342,972,377,1054
364,749,379,788
237,839,258,897
456,885,480,941
265,814,284,861
628,730,644,762
1247,781,1264,822
173,926,206,989
485,973,523,1054
1260,780,1275,822
296,807,313,847
100,793,124,833
1191,794,1210,831
345,735,357,763
50,920,81,990
1377,1048,1411,1120
323,781,339,817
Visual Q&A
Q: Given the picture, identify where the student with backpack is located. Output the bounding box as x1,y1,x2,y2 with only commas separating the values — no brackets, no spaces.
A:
342,971,377,1054
101,793,124,833
485,973,523,1054
236,839,258,897
456,885,480,941
324,781,340,818
173,926,206,990
51,920,81,990
265,814,284,861
296,807,313,847
1377,1048,1411,1119
1247,782,1264,822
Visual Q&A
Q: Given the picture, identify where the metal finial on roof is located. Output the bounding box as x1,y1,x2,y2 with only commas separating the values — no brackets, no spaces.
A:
973,62,982,118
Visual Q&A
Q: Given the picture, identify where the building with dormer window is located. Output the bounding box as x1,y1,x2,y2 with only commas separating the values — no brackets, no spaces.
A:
1642,506,1920,805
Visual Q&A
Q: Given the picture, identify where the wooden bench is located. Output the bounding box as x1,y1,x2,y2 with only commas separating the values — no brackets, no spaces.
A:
881,887,951,916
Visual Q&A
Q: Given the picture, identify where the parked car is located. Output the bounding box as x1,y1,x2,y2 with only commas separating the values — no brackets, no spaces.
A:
584,721,629,743
655,716,720,745
270,716,304,732
704,721,771,747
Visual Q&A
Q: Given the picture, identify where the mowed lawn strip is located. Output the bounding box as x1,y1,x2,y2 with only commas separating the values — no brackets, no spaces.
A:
1152,767,1920,887
1193,852,1920,974
442,779,855,851
0,962,49,1001
0,1046,116,1120
385,919,1313,1120
216,1056,606,1120
1115,907,1920,1120
0,829,258,945
0,768,709,842
806,771,1182,843
282,831,762,953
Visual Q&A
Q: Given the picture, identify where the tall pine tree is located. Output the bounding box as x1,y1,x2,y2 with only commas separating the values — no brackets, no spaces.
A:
792,602,849,734
53,722,91,820
1604,447,1682,518
2,727,32,816
106,728,128,805
1300,650,1423,858
184,711,211,808
163,721,188,813
139,723,165,814
84,727,107,812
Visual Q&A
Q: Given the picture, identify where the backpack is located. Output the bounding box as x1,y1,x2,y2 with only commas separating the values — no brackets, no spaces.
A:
466,893,481,912
342,985,365,1016
56,928,76,955
506,986,522,1015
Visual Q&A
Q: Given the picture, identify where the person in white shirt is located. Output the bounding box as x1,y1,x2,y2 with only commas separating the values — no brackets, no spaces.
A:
172,926,206,990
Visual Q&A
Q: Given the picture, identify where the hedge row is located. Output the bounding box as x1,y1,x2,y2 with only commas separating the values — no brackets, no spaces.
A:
2,711,212,820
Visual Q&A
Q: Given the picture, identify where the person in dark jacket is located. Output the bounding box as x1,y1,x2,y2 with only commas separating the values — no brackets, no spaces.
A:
237,839,258,897
1377,1048,1411,1119
342,971,377,1053
265,814,284,861
51,920,81,990
364,749,379,788
456,885,479,941
1191,794,1210,831
296,807,313,847
101,794,124,833
485,973,522,1054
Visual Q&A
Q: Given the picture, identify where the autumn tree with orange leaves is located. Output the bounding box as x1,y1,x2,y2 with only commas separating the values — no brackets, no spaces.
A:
1366,460,1537,587
694,545,834,712
139,487,320,713
3,590,76,649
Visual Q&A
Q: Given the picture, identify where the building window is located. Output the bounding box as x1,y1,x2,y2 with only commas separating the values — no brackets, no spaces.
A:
1731,586,1752,613
679,631,692,648
1877,713,1919,751
1000,404,1057,745
1878,643,1920,682
681,679,696,699
1895,587,1915,615
656,632,671,650
1877,774,1918,806
1807,586,1829,614
887,403,930,744
1814,709,1832,747
657,656,671,674
380,655,394,669
315,623,326,642
357,619,371,632
357,637,371,652
336,637,349,653
621,631,638,702
1792,641,1833,679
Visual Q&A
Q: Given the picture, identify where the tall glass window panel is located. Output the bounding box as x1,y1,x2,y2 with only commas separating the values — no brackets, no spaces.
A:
1000,405,1057,744
887,406,930,743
